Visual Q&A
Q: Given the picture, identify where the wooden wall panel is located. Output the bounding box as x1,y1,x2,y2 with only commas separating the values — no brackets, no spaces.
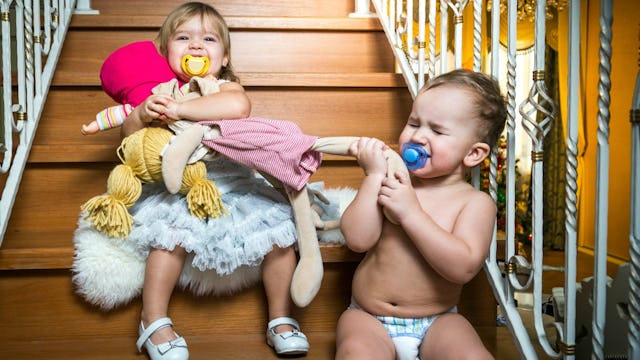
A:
55,30,395,85
229,31,395,73
0,265,354,340
0,266,492,341
6,164,114,232
32,87,412,162
87,0,357,18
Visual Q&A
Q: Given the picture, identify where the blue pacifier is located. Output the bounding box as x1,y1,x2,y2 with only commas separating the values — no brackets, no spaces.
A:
401,143,429,170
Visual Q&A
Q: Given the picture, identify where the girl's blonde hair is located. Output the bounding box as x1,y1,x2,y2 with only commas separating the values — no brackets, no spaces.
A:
156,2,238,82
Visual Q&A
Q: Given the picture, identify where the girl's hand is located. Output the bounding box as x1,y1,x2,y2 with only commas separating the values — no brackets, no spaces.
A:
353,137,388,177
158,97,181,122
139,94,174,123
378,170,421,221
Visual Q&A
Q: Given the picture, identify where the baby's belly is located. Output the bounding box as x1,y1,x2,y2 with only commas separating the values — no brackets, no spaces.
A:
351,248,461,318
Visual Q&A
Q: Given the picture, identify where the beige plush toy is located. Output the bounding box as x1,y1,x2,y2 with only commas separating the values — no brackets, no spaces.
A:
82,76,409,307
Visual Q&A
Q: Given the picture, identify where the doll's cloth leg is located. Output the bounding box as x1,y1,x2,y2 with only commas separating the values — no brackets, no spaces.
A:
287,186,323,308
310,136,360,155
311,136,407,224
161,124,205,194
311,136,408,178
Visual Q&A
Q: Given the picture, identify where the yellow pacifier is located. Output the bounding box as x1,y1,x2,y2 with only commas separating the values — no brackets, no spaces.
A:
181,55,210,77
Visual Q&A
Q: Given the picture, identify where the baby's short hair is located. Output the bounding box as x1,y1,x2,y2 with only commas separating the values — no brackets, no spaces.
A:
421,69,507,149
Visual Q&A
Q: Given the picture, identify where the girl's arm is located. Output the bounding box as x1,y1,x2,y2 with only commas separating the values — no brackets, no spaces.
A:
162,81,251,122
120,81,251,138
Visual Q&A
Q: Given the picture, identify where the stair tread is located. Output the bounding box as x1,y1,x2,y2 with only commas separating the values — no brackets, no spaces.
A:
1,332,337,359
51,71,407,87
27,144,365,163
0,327,505,359
71,14,382,31
0,237,361,270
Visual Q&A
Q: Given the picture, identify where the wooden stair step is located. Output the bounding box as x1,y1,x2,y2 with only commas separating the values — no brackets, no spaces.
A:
0,241,362,270
0,328,507,360
0,267,496,355
79,0,364,19
52,72,407,88
0,267,354,338
33,87,411,163
71,14,382,31
0,333,338,360
54,30,395,84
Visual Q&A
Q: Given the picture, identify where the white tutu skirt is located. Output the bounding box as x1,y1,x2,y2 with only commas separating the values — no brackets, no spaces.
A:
72,157,297,310
128,157,297,274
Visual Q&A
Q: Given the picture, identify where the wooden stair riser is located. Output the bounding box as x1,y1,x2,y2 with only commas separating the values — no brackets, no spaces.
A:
0,266,494,340
33,88,412,156
85,0,361,18
56,30,394,85
0,265,354,340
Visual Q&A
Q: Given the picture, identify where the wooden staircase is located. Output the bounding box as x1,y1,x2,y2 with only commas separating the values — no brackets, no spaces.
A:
0,1,497,358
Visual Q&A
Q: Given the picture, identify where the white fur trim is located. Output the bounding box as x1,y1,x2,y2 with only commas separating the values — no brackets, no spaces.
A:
71,217,261,310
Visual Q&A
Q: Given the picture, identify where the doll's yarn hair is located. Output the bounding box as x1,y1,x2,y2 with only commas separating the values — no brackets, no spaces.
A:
81,127,226,238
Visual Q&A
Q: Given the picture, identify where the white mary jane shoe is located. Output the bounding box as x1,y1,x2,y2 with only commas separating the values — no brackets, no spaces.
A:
266,317,310,356
137,317,189,360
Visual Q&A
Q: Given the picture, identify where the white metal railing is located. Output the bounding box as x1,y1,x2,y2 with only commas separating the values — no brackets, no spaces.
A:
0,0,76,244
370,0,637,358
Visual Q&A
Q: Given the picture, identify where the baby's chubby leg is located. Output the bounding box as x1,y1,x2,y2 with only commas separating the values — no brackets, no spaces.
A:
335,308,396,359
420,313,494,360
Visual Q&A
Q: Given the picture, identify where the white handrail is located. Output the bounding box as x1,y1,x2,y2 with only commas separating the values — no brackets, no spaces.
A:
0,0,77,244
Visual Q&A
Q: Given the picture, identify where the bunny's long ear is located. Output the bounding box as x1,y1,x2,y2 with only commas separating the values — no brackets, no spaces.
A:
288,186,323,308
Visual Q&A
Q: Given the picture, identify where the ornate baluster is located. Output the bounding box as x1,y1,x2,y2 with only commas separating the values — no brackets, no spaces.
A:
519,0,560,356
560,0,581,358
591,1,613,358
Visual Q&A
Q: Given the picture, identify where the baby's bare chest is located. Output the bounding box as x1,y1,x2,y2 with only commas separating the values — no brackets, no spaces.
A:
417,191,467,230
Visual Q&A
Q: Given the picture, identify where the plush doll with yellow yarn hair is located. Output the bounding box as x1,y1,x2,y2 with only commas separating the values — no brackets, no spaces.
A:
81,126,226,239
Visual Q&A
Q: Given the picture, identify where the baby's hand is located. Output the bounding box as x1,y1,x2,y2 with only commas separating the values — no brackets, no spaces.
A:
353,137,388,177
378,170,421,221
